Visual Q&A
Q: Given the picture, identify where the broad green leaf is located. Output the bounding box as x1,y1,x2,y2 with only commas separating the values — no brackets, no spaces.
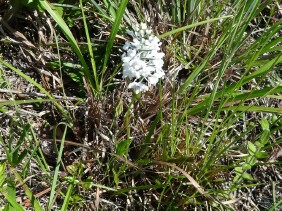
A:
116,140,131,156
7,177,16,207
0,163,6,174
260,130,270,145
66,162,84,176
112,168,119,187
246,156,257,166
255,151,269,159
242,172,253,181
66,164,78,176
247,141,256,156
2,191,25,211
61,180,74,211
0,168,6,187
255,141,264,148
234,167,243,174
232,175,240,184
83,176,93,189
260,118,269,131
242,163,252,170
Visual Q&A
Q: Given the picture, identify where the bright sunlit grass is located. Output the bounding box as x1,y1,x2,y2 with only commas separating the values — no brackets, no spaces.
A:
0,0,281,210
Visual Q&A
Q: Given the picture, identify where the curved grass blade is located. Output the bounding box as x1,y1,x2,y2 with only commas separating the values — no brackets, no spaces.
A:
39,0,96,94
80,0,99,90
222,106,282,114
61,180,74,211
11,167,43,211
197,86,282,102
101,0,128,88
158,15,233,39
1,192,25,211
186,53,282,115
0,60,71,122
0,99,63,107
48,124,68,209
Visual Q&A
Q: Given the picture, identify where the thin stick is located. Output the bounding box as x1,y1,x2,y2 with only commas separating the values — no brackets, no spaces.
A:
0,88,80,101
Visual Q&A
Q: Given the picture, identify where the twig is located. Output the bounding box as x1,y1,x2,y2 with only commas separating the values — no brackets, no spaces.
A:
0,88,80,101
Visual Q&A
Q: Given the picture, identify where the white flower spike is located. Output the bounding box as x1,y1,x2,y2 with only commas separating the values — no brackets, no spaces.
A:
122,23,165,94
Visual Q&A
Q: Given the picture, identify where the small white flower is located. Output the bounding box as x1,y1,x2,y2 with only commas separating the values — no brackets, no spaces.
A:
121,22,165,94
140,66,154,77
127,49,137,57
122,66,135,79
152,58,164,67
140,23,147,30
123,41,130,50
132,38,140,47
128,82,149,94
127,30,134,37
147,76,159,85
146,29,152,35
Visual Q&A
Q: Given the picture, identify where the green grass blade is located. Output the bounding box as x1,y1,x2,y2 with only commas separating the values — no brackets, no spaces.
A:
186,53,282,115
270,199,282,211
11,167,43,211
90,0,110,19
0,60,71,122
227,86,282,102
242,53,282,84
222,106,282,114
0,99,65,107
39,0,96,94
2,191,25,211
158,15,233,39
80,0,99,91
196,86,282,102
48,124,68,209
61,181,74,211
101,0,128,88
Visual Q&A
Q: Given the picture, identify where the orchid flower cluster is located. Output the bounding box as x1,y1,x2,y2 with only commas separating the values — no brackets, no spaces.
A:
121,23,165,94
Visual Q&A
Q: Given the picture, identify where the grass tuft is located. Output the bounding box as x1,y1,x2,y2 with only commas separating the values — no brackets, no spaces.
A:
0,0,281,209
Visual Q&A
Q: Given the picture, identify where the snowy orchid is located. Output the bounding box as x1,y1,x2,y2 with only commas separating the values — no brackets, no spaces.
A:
121,23,165,94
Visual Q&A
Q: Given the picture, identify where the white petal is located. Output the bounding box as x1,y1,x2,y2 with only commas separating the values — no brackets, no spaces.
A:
131,38,140,47
122,56,131,63
154,70,165,78
147,76,159,85
140,23,147,30
127,49,137,57
152,58,164,67
128,82,148,93
127,30,134,37
139,66,153,77
146,29,152,35
123,41,131,50
123,67,135,79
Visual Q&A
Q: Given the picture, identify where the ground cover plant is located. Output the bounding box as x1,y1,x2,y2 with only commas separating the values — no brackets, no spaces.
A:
0,0,282,210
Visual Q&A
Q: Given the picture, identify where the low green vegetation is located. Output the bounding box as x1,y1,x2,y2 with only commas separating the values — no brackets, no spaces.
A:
0,0,281,210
